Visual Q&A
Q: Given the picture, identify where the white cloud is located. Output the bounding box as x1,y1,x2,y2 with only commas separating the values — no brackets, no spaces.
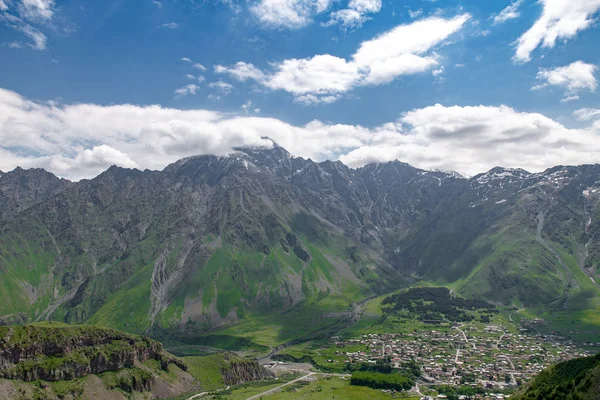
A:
340,104,600,175
241,100,261,114
352,15,469,66
492,0,523,25
174,84,200,98
472,29,491,37
408,8,423,19
158,22,179,29
18,0,55,21
514,0,600,63
573,108,600,121
180,57,192,62
209,81,234,94
47,145,139,179
250,0,332,29
326,0,382,28
193,63,207,71
0,6,48,50
215,62,267,82
14,19,46,49
560,95,579,103
532,61,597,101
3,87,600,180
0,0,8,11
184,74,206,83
217,14,470,103
432,66,444,76
152,0,163,8
294,93,340,105
268,54,361,94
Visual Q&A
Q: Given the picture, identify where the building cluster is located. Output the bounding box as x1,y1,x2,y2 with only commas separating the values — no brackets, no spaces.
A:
331,324,592,389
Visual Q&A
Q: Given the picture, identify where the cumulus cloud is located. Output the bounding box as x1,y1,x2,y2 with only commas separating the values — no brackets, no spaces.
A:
514,0,600,63
174,84,200,98
340,104,600,174
573,108,600,121
209,81,234,94
492,0,523,25
47,146,139,180
326,0,382,29
216,14,470,103
3,87,600,180
215,62,267,82
250,0,333,29
532,61,597,101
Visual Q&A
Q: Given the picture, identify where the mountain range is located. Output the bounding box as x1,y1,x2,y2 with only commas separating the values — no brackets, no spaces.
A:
0,140,599,342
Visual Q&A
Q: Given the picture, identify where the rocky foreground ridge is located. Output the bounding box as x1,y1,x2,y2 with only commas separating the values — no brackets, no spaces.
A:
0,323,183,382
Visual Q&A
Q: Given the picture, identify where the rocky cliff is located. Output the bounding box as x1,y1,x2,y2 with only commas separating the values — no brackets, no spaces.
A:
220,355,274,386
0,323,183,382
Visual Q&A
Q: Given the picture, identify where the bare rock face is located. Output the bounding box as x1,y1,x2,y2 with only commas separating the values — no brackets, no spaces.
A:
0,167,71,221
220,355,274,386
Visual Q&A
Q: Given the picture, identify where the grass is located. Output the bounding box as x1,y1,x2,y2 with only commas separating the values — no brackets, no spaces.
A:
215,376,420,400
182,355,227,391
86,260,154,333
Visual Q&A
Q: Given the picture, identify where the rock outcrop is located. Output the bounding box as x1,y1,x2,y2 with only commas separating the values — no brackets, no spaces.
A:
220,355,274,386
0,324,183,382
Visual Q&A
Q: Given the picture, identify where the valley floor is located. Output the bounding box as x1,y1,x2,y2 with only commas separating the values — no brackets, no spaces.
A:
179,287,600,400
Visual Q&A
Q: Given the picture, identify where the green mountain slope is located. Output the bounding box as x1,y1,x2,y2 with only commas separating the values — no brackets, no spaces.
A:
514,353,600,399
0,145,404,344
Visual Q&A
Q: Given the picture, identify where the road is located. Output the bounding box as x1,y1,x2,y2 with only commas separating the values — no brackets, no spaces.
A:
185,366,350,400
245,371,350,400
246,373,315,400
186,392,208,400
451,349,460,376
414,382,424,397
503,355,518,386
496,332,506,349
455,326,476,349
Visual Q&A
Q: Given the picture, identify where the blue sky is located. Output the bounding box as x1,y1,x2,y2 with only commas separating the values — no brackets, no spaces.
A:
1,0,600,179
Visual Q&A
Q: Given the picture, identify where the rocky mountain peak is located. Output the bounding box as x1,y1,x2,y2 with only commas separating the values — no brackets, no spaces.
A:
472,166,531,184
0,167,72,221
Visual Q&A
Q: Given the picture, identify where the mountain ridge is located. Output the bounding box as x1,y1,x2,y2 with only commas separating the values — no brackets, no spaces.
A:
0,145,599,345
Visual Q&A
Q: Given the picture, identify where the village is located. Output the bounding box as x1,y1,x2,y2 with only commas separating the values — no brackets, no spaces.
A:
328,323,593,394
